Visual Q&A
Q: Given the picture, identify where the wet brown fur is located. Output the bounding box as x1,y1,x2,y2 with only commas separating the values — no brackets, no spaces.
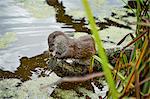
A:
48,31,96,59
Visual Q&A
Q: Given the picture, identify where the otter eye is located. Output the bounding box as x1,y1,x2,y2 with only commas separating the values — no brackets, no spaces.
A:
49,43,54,47
50,44,54,46
49,49,53,52
53,35,56,39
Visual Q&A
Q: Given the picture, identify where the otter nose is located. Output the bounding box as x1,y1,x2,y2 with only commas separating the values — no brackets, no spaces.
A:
49,45,55,52
49,49,53,52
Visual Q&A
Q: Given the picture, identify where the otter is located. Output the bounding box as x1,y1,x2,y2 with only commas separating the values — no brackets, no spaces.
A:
48,31,96,60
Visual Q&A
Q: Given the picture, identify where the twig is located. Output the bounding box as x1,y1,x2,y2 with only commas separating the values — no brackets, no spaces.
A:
139,77,150,85
61,72,104,82
41,72,104,89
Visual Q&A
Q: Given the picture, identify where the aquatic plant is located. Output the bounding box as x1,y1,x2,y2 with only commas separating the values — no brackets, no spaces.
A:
0,32,16,49
15,0,55,18
82,0,119,98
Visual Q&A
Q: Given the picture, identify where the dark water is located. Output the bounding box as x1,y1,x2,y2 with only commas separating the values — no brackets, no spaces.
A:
0,0,129,81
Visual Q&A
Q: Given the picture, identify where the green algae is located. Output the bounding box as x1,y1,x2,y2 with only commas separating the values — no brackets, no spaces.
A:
0,72,60,99
66,10,86,18
52,88,99,99
66,0,106,18
52,84,107,99
99,26,134,45
53,88,79,99
15,0,55,18
0,79,21,99
73,32,88,38
0,32,16,49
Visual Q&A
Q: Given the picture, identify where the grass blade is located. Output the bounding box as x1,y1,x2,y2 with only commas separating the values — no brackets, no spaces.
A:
82,0,118,98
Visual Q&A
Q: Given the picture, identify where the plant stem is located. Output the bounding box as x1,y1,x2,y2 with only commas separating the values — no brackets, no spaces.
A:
82,0,118,98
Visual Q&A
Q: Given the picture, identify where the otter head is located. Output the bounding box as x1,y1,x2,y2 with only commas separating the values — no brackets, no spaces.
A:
48,31,65,52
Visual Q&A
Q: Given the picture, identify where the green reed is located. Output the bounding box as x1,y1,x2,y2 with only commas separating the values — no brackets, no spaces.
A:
82,0,119,98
